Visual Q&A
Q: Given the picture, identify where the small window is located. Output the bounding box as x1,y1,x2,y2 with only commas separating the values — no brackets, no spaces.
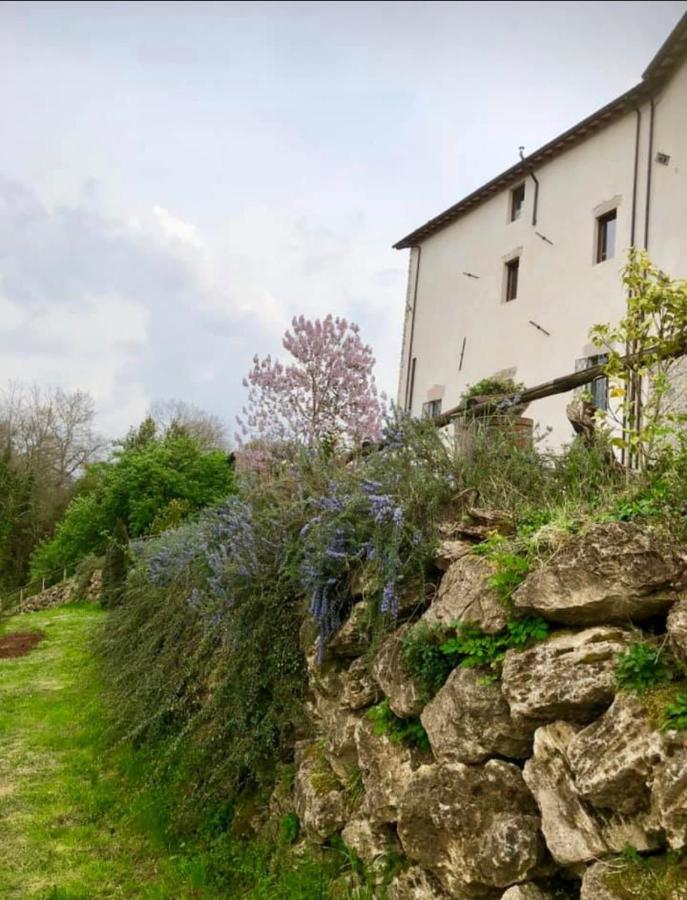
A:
510,183,525,221
505,257,519,302
422,399,442,419
596,210,617,263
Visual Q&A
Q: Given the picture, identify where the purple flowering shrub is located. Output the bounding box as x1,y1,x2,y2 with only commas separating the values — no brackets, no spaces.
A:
101,404,464,858
140,493,289,636
299,409,458,656
137,407,456,660
104,475,309,827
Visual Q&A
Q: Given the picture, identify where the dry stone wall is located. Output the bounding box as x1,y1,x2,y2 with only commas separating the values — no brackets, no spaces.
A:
18,570,102,612
289,521,687,898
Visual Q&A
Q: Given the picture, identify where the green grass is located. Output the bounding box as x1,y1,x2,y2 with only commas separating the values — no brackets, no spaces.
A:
0,604,211,899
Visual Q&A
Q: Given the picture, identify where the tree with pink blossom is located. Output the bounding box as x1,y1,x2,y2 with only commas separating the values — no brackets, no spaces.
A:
236,315,384,451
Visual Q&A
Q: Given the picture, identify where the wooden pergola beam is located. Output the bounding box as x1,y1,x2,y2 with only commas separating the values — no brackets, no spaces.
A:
433,340,687,428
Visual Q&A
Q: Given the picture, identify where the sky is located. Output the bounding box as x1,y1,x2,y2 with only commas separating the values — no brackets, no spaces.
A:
1,0,686,439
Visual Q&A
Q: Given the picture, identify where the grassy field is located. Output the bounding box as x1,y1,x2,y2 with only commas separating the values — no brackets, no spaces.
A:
0,604,209,899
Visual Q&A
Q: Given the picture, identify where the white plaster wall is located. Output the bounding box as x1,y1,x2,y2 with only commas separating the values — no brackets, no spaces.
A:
649,60,687,277
397,61,687,449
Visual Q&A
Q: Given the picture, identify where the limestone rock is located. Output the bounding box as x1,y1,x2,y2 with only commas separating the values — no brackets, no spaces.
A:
304,643,346,730
293,742,348,842
372,624,424,717
342,657,381,710
355,717,424,825
500,886,557,900
580,862,621,899
435,539,474,572
396,585,432,620
303,646,366,778
513,522,684,626
397,761,543,896
421,667,534,764
307,660,343,707
422,553,508,634
523,722,661,867
387,866,449,899
650,731,687,850
568,693,663,814
667,596,687,667
456,507,516,542
501,627,632,725
329,602,371,658
324,709,364,781
341,815,400,863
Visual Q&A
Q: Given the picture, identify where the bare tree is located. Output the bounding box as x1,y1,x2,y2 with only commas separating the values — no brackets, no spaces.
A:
1,383,104,483
148,398,229,451
0,382,104,585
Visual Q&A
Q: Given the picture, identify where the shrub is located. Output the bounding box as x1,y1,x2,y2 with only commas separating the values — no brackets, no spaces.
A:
615,642,677,695
662,693,687,732
298,411,457,656
100,490,308,841
604,435,687,542
101,416,468,842
460,377,525,403
403,617,550,697
401,622,455,698
473,535,530,605
31,432,236,581
101,520,130,608
279,812,300,845
367,700,430,752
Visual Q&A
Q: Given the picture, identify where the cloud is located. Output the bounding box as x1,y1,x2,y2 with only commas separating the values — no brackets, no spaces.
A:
0,177,236,435
152,204,204,249
0,176,404,439
0,294,26,331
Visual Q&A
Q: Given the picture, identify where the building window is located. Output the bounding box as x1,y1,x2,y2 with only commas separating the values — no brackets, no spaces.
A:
505,257,519,302
510,183,525,221
596,210,617,263
575,354,609,410
422,399,442,419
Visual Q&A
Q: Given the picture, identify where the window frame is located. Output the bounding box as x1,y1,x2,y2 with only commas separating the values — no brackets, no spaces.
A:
575,353,609,411
504,257,520,302
422,399,442,419
595,209,617,264
509,183,525,222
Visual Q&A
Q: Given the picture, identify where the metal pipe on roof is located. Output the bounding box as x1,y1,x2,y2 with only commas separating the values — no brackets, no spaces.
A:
630,106,642,246
644,97,656,250
518,147,540,227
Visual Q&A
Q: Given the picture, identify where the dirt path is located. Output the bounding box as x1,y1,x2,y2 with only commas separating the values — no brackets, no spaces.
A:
0,605,204,899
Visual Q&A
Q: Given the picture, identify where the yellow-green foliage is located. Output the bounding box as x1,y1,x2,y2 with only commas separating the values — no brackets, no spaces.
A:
603,849,687,899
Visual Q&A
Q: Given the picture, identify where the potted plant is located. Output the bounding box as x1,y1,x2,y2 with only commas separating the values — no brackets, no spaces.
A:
460,377,528,416
456,377,532,453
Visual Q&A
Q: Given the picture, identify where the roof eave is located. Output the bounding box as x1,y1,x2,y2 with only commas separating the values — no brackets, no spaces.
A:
642,11,687,80
393,12,687,251
392,84,644,250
